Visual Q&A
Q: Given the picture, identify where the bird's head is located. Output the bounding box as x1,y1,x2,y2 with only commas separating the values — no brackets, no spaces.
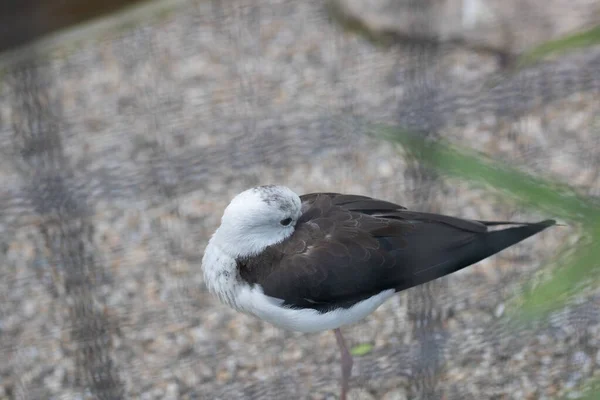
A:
206,185,302,259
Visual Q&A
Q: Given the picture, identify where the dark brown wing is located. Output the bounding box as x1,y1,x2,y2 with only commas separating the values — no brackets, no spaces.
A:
299,192,407,215
247,193,554,312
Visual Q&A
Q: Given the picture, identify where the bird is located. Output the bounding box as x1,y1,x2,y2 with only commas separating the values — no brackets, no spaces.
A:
201,185,555,400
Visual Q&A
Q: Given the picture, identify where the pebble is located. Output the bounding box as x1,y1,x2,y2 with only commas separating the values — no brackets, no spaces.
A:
382,388,408,400
494,303,505,318
164,383,179,400
350,388,376,400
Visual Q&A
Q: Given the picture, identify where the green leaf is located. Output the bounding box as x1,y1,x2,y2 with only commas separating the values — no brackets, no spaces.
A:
517,25,600,68
560,375,600,400
514,223,600,321
369,125,598,222
350,343,374,356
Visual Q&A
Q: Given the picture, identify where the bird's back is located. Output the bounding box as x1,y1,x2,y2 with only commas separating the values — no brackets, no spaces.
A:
239,192,554,313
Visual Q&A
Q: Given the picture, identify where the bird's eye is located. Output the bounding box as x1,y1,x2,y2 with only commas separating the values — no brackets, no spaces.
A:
280,217,293,226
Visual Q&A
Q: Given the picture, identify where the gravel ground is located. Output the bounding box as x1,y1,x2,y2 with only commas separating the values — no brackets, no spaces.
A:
0,0,599,399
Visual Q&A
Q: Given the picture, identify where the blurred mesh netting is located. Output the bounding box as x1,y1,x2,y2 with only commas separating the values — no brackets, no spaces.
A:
0,0,599,399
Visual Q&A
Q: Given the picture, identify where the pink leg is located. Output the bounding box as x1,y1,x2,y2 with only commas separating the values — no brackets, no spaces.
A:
333,328,353,400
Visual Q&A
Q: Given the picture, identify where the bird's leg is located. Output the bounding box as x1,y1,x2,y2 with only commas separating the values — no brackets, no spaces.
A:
333,328,353,400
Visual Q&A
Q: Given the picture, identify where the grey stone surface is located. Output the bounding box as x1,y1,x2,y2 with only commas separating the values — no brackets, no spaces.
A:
0,0,598,399
331,0,600,54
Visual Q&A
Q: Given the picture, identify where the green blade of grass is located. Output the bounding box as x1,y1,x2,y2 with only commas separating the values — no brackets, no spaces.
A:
513,224,600,322
350,343,374,356
371,125,598,222
517,25,600,68
560,375,600,400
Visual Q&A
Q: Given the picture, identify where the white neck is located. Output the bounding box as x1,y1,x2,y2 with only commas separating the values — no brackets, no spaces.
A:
210,224,286,260
202,239,244,311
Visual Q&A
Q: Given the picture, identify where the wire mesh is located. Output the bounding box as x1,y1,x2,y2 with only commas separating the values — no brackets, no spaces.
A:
0,0,598,399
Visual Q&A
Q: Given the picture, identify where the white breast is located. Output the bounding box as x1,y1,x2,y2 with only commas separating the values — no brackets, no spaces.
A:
203,241,396,333
237,285,396,333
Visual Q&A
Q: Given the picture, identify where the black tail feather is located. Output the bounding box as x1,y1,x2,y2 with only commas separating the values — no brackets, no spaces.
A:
399,219,556,291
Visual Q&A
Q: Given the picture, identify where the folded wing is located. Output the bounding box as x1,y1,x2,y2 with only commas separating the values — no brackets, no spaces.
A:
253,193,555,312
